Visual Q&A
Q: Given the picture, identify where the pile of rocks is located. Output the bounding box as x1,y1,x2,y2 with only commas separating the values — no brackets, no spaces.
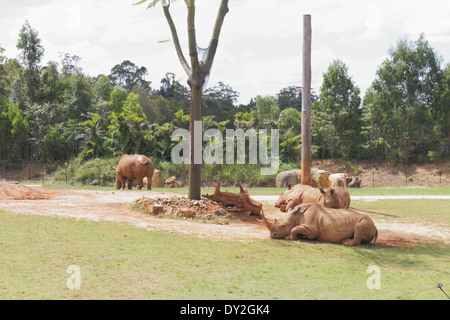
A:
132,195,234,221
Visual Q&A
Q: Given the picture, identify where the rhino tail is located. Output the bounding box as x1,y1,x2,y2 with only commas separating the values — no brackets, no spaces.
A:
371,228,378,244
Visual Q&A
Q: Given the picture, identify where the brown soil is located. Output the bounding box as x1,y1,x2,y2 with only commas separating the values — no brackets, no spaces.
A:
0,184,448,248
0,182,50,200
310,159,450,188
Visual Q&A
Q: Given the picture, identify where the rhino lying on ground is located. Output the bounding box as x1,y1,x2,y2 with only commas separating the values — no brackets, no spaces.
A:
275,184,350,212
262,203,378,246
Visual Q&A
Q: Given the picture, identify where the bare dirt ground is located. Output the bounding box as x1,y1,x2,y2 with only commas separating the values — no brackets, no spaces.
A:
310,158,450,188
0,183,449,248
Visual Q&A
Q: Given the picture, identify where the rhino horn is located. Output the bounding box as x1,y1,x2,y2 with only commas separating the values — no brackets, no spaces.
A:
260,209,273,231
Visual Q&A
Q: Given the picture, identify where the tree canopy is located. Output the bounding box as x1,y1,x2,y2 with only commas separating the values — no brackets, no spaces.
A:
0,21,448,173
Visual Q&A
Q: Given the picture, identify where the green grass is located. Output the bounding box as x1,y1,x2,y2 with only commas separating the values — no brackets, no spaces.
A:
347,187,450,196
0,208,449,300
352,199,450,225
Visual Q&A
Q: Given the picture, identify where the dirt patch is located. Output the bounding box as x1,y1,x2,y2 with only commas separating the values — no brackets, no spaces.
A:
0,182,50,200
0,184,448,248
310,159,450,188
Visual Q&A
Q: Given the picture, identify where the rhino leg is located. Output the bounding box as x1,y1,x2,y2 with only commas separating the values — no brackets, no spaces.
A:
137,178,144,190
342,218,376,246
287,225,318,241
117,175,126,190
285,199,297,212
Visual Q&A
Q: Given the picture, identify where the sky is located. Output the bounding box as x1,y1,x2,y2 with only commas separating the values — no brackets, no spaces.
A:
1,0,450,105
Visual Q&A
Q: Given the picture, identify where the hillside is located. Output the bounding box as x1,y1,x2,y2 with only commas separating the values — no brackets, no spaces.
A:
0,159,448,188
310,158,449,188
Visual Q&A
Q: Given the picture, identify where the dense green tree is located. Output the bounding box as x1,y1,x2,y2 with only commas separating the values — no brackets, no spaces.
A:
61,73,95,121
59,52,82,75
159,72,190,104
94,74,113,102
203,82,239,125
363,34,446,163
105,92,148,155
276,86,302,111
233,111,255,130
0,102,29,160
109,60,151,92
16,21,44,105
312,59,363,159
278,108,302,162
0,46,7,106
439,65,450,153
255,95,280,129
108,87,128,114
40,61,60,103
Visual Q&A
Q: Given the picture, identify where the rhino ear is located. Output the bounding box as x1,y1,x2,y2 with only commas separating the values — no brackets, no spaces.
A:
319,188,325,194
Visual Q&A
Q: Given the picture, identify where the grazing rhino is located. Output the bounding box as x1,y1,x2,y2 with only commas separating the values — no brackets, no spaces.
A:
275,184,350,212
111,154,154,190
261,203,378,246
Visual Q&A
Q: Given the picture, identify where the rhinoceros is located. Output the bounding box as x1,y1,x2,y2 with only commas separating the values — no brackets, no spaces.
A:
275,184,350,212
321,187,351,209
261,203,378,246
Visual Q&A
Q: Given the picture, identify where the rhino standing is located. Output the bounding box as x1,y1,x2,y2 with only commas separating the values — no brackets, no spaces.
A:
261,203,378,246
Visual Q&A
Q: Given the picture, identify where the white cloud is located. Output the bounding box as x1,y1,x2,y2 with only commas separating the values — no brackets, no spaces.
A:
1,0,450,105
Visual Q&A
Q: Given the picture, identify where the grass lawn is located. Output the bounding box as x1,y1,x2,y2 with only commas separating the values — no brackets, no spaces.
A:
352,199,450,225
0,204,449,300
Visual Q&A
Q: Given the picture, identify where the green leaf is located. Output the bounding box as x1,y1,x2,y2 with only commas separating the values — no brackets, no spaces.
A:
133,0,160,8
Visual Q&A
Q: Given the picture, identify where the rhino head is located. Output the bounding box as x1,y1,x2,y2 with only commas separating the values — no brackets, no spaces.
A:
261,208,297,239
319,188,335,208
275,183,294,212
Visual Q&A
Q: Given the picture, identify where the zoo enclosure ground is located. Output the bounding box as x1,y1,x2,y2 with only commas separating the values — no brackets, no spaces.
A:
0,183,449,249
0,182,449,300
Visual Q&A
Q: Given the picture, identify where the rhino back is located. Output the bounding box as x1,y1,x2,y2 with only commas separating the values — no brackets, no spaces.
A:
300,188,322,203
306,205,364,243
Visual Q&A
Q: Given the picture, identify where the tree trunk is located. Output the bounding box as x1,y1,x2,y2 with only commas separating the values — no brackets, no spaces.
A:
189,84,203,200
159,0,229,200
301,14,312,186
203,180,262,216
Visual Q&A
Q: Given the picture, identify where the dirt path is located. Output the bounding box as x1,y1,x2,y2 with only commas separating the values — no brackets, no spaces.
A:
0,184,449,248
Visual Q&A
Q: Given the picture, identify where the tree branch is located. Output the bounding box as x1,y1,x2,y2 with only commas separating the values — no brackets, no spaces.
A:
162,1,191,76
186,0,199,76
202,0,229,74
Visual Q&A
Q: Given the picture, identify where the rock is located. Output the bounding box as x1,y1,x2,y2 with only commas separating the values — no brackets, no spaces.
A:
151,169,164,188
214,208,228,216
179,208,196,218
276,170,302,188
165,176,176,185
169,181,183,188
149,205,164,215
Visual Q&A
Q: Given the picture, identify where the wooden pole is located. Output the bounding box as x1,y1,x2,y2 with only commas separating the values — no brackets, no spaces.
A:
301,14,312,186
